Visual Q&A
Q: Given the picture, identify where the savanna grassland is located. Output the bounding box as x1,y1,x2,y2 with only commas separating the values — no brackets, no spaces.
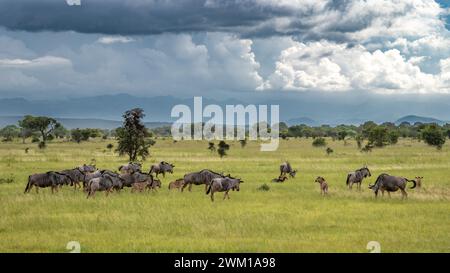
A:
0,138,449,253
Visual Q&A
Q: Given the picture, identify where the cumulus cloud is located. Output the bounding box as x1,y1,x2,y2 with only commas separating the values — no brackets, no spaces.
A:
97,36,135,44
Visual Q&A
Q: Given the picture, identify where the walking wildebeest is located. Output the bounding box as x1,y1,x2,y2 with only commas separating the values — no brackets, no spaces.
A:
182,169,225,192
346,166,371,190
206,176,243,202
149,161,175,178
315,176,329,195
168,178,185,190
86,176,114,198
147,178,161,191
59,165,95,190
24,172,73,194
119,162,142,174
369,173,416,199
279,162,297,179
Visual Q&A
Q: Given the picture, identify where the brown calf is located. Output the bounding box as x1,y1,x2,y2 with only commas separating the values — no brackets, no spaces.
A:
315,176,329,195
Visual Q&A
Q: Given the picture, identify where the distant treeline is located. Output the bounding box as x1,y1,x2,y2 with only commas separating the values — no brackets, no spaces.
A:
0,119,449,149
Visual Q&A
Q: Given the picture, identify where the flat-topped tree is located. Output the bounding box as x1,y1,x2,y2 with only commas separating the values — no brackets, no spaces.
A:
18,115,61,148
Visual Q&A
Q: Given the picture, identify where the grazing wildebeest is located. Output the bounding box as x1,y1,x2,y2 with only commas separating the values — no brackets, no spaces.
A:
279,162,297,179
369,173,416,199
149,161,175,178
168,178,185,190
206,176,243,202
315,176,329,195
24,172,73,194
415,176,423,188
346,166,371,190
182,169,225,192
272,176,287,183
82,170,103,189
119,162,142,174
86,176,114,198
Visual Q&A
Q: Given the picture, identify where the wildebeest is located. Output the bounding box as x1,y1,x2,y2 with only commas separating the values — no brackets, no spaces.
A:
415,176,423,188
279,162,297,179
147,178,161,191
119,162,142,174
346,166,371,190
206,176,243,202
369,173,416,199
59,165,96,190
82,170,103,189
86,176,114,198
149,161,175,178
24,172,73,194
272,176,287,183
168,178,185,190
315,176,329,195
182,169,225,192
119,172,153,188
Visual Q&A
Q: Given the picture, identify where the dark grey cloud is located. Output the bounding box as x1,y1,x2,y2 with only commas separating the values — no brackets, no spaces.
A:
0,0,363,40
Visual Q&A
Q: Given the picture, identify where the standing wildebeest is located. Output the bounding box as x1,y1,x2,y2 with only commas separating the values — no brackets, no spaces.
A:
149,161,175,178
168,178,185,190
279,162,297,179
369,173,416,199
206,176,243,202
346,166,371,190
59,164,96,190
86,176,114,198
119,162,142,174
24,172,73,194
315,176,329,195
119,172,153,188
182,169,225,192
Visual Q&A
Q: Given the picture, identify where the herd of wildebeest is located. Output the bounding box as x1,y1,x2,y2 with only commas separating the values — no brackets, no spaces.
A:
23,160,423,201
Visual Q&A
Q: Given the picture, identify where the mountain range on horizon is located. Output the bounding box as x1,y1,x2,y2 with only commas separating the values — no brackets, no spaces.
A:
0,93,449,128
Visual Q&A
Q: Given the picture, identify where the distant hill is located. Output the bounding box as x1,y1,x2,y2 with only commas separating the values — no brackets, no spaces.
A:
286,117,318,126
395,115,447,125
0,116,171,129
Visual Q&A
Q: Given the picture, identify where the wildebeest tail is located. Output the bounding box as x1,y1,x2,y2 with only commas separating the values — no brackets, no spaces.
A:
406,178,416,189
206,184,212,194
346,173,351,185
24,176,31,193
149,165,154,175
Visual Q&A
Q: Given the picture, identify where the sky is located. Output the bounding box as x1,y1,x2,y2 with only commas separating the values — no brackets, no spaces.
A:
0,0,449,105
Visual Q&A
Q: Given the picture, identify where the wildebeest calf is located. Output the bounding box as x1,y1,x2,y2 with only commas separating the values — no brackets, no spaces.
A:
168,178,185,190
315,176,329,195
415,176,423,188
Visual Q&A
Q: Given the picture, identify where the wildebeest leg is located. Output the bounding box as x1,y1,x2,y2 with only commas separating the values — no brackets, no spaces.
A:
388,192,391,198
204,184,208,192
223,191,229,200
181,182,189,192
35,186,39,194
51,186,55,194
400,188,407,199
188,183,192,192
211,192,214,202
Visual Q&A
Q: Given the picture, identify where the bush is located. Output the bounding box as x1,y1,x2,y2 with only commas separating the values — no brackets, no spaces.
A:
312,137,326,147
421,124,446,149
257,184,270,191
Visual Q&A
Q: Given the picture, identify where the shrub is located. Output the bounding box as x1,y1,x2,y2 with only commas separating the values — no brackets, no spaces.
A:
312,137,326,147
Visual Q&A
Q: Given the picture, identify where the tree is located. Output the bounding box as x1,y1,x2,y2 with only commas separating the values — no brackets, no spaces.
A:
53,125,68,139
116,108,154,161
71,129,83,143
367,126,389,147
0,125,20,141
421,124,446,149
106,143,114,152
217,141,230,158
18,115,61,148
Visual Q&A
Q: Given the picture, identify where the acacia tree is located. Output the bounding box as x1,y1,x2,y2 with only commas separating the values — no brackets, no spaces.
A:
18,115,61,148
116,108,154,161
421,124,446,150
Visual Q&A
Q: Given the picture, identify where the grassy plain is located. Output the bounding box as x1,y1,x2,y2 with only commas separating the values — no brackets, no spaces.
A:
0,138,449,252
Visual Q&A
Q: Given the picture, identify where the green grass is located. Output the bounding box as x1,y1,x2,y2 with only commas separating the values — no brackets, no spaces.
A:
0,138,449,252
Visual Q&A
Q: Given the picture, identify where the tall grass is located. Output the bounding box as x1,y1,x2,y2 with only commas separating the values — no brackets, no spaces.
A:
0,138,449,252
